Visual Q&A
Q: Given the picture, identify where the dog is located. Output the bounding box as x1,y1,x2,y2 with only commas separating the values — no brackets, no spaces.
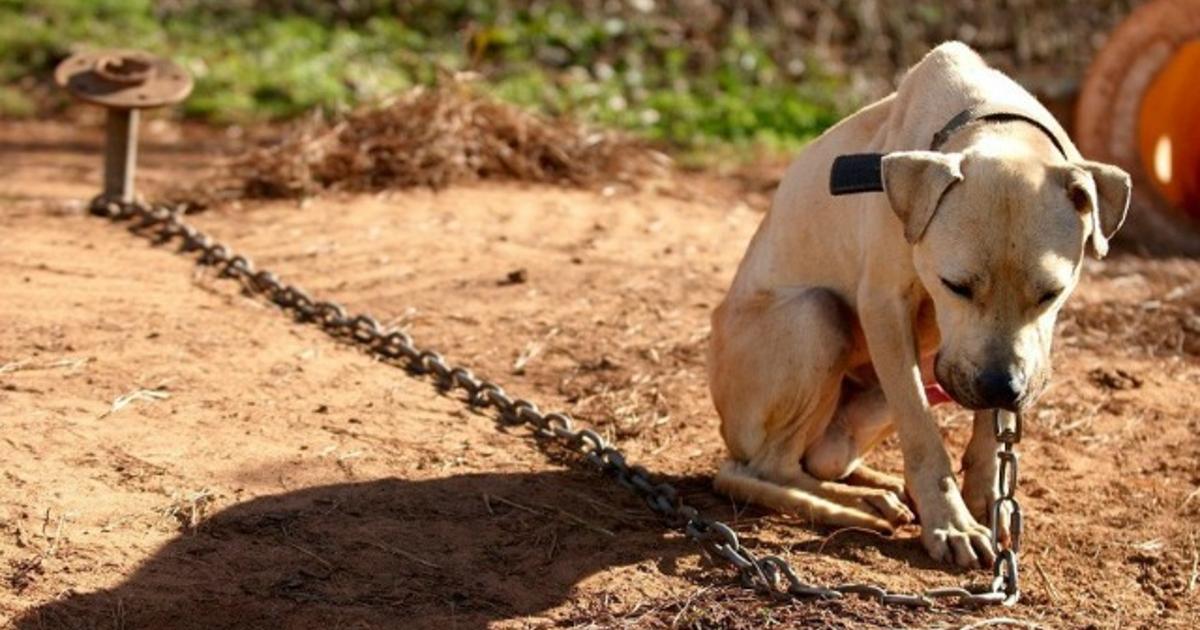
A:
707,42,1130,568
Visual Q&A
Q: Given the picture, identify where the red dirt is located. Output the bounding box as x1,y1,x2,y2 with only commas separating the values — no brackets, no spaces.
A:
1,120,1198,629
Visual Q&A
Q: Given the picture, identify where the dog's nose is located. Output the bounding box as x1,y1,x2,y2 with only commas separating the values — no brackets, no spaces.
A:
976,368,1024,410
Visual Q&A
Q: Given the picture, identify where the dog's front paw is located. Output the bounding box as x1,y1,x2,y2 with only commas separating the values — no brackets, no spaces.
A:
962,459,1012,546
915,482,996,568
964,484,1012,549
922,510,995,568
962,472,997,524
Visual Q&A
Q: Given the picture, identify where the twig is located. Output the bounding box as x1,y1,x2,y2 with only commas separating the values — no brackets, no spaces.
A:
512,341,544,374
157,489,213,532
534,501,616,538
100,387,170,418
729,495,754,524
0,357,92,374
567,490,631,519
367,539,442,569
958,618,1043,629
1182,486,1200,511
286,542,334,571
186,492,209,530
487,493,540,515
1188,533,1198,594
546,530,559,562
113,596,127,630
0,360,29,374
816,526,892,555
1032,557,1061,604
670,586,711,628
45,512,68,557
487,494,615,537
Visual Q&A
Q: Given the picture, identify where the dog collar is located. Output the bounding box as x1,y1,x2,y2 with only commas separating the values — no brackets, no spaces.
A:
929,104,1070,158
830,104,1071,196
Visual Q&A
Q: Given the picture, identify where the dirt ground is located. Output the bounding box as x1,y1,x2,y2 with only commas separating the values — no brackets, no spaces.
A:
1,119,1198,629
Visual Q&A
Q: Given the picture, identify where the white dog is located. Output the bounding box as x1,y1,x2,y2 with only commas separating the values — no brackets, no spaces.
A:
708,42,1129,567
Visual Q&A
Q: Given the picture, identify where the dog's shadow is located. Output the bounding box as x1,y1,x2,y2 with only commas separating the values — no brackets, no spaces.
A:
15,459,986,629
15,469,716,630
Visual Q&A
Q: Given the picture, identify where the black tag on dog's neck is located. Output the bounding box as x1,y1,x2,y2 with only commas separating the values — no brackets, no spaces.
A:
829,153,884,196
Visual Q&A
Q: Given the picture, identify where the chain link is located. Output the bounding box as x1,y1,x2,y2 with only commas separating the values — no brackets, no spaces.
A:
991,409,1023,604
89,195,1022,608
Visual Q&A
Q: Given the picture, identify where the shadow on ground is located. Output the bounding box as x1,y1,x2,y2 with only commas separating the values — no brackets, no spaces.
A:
15,470,697,630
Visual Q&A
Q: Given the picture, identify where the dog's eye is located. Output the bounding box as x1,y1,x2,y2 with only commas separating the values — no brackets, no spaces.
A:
940,278,973,300
1038,288,1062,306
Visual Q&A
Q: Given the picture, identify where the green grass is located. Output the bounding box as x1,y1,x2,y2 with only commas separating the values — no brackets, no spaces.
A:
0,0,848,151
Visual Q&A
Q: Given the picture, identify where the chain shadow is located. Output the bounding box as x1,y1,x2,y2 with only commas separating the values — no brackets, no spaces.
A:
14,470,695,630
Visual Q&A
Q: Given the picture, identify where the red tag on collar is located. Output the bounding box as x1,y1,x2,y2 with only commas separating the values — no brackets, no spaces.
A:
925,382,952,406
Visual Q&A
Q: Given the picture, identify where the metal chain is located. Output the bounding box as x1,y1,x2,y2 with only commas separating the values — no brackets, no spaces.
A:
991,409,1023,605
88,196,1021,608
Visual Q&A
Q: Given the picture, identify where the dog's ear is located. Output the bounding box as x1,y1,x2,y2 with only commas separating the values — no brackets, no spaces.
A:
1066,160,1131,258
881,151,965,243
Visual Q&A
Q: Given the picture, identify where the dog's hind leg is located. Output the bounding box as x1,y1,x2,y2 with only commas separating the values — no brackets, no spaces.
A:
710,287,912,530
803,385,907,498
844,466,907,499
715,461,899,531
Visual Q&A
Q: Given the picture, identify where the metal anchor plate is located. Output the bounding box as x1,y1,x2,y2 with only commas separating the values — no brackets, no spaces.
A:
54,49,193,109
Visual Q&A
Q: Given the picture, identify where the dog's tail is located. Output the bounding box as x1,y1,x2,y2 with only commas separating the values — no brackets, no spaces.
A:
713,460,893,532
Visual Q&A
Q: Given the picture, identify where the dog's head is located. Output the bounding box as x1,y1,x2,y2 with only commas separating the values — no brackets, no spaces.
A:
881,138,1130,411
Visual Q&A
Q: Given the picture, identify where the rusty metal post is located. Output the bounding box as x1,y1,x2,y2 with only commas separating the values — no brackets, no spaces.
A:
104,108,139,203
54,49,193,210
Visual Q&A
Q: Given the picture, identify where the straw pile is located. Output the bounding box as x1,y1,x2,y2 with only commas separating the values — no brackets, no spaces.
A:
207,82,668,201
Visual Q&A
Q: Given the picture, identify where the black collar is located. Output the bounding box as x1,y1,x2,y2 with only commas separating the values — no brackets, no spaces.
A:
830,104,1071,196
930,104,1070,158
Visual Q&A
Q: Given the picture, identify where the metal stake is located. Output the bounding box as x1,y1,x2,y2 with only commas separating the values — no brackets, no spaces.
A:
54,49,193,209
103,108,140,205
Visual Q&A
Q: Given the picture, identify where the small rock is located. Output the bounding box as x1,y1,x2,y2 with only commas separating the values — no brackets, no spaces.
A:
1088,367,1143,390
500,269,528,285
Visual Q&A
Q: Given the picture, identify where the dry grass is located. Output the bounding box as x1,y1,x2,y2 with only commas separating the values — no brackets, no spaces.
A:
0,356,92,374
158,489,215,534
1059,258,1200,358
4,510,72,595
98,386,170,419
191,81,670,203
